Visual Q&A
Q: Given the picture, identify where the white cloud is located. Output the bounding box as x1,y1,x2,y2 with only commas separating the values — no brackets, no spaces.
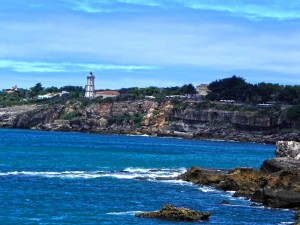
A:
0,60,158,73
1,0,300,88
1,12,300,76
61,0,300,20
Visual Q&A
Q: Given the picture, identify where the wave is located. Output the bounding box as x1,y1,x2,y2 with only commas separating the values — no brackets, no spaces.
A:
198,186,218,193
0,168,186,181
106,211,144,215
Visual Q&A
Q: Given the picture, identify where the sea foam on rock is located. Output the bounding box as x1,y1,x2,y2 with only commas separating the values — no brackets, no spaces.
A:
179,141,300,209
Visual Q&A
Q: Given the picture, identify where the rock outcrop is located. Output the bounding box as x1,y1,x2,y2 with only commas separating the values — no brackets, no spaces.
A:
0,104,64,128
276,141,300,159
135,204,210,222
260,157,300,173
294,211,300,225
179,141,300,209
179,166,300,208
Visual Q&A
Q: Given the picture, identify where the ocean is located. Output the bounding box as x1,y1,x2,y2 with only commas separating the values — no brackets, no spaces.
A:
0,129,295,224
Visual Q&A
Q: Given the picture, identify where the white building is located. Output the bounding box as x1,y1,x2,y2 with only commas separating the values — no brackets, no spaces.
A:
196,84,209,96
37,93,55,100
85,72,95,98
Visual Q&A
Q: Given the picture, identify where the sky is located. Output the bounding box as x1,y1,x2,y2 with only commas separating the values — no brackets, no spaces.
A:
1,0,300,90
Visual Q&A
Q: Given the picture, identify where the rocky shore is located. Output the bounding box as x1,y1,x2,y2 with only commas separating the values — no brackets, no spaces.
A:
1,102,299,223
178,141,300,210
0,100,299,143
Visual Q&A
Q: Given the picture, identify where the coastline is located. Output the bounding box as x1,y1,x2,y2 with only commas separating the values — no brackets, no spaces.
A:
1,101,299,145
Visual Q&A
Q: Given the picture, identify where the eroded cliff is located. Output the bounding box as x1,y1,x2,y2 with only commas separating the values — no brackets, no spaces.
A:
0,100,299,143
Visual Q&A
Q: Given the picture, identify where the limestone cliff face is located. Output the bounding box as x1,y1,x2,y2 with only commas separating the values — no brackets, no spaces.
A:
0,100,298,143
171,108,271,128
0,105,64,128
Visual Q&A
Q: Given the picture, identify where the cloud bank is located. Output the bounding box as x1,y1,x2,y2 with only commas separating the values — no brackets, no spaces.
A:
0,60,158,73
62,0,300,20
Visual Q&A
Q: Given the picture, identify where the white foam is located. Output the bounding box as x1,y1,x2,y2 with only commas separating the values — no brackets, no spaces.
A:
0,168,187,181
107,211,144,215
156,179,193,186
123,167,186,179
198,186,218,193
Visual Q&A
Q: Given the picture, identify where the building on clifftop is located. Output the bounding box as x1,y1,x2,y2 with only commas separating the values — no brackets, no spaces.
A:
85,72,95,98
196,84,209,97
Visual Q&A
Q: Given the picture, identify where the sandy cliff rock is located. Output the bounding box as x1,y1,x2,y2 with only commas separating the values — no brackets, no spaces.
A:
179,141,300,209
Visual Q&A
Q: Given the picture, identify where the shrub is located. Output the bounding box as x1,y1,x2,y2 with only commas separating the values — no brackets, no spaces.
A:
60,110,81,120
286,105,300,120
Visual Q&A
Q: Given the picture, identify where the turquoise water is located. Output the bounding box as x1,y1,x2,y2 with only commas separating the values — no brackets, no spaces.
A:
0,129,295,224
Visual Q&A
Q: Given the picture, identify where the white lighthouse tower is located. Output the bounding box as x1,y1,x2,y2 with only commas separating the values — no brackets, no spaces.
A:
84,71,95,98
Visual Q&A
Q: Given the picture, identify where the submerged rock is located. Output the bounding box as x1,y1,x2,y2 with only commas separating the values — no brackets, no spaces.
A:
135,204,211,222
219,200,230,205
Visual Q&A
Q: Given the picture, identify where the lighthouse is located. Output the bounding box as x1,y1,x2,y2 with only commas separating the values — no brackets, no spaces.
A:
84,72,95,98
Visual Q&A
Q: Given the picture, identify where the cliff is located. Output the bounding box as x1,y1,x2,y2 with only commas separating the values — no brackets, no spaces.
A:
0,100,299,143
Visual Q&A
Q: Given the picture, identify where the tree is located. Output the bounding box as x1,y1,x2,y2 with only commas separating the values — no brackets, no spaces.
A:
179,84,197,95
277,86,300,105
254,82,282,103
207,75,255,102
28,83,44,97
31,83,43,92
59,85,84,93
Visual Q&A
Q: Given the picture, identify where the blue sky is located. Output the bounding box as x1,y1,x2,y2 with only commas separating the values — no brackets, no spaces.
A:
1,0,300,90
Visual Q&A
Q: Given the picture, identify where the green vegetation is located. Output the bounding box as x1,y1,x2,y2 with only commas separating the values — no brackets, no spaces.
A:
286,105,300,120
207,75,300,105
284,104,300,128
207,75,256,103
116,84,197,101
60,110,81,120
0,83,85,107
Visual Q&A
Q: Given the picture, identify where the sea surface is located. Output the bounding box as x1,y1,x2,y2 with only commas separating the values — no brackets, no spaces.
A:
0,129,295,225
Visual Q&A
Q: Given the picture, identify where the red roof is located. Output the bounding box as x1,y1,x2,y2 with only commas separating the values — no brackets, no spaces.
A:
96,91,120,95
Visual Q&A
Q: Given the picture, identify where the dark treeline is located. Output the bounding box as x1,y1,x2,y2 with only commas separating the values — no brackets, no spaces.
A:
117,84,197,101
207,75,300,105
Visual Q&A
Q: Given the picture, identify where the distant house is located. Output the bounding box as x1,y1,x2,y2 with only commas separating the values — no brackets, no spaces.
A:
257,103,273,108
5,90,15,94
37,93,55,100
166,95,186,99
196,84,209,96
5,85,18,93
145,95,155,99
220,99,236,103
95,90,120,99
59,91,69,97
37,91,69,100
